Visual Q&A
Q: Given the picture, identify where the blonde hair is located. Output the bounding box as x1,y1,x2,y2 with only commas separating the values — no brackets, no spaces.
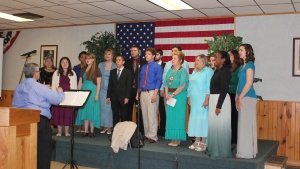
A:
194,54,208,71
172,51,185,64
85,52,96,80
104,49,114,56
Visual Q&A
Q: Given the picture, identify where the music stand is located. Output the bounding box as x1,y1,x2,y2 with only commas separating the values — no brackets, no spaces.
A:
58,90,91,169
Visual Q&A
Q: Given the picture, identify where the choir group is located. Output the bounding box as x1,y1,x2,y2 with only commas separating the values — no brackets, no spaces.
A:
15,43,257,168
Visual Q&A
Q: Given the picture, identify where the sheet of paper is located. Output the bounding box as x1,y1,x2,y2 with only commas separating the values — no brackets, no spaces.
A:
59,91,90,106
166,97,177,107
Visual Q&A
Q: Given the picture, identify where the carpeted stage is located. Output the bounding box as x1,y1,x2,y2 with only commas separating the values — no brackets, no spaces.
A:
52,130,278,169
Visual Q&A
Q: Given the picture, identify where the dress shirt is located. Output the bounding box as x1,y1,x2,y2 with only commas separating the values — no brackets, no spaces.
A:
139,61,163,90
161,60,189,90
12,78,65,119
117,66,124,75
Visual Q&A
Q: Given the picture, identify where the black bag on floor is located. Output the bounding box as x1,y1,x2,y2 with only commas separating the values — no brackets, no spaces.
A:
129,129,144,148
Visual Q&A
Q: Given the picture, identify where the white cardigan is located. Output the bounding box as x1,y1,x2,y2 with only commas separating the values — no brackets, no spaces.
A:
51,70,77,92
111,121,137,153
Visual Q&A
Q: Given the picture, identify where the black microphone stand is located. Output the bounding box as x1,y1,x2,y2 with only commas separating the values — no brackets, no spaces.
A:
19,54,32,84
136,54,142,169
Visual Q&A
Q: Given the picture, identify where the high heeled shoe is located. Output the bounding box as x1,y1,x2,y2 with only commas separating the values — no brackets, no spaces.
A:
82,132,89,137
195,143,206,152
189,141,200,149
90,133,95,138
100,128,108,134
170,141,181,147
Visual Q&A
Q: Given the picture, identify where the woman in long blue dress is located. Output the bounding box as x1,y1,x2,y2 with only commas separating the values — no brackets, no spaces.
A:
98,49,116,134
75,52,102,138
165,51,189,146
187,54,213,151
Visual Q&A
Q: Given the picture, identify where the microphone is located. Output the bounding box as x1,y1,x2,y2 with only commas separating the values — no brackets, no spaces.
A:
20,50,37,56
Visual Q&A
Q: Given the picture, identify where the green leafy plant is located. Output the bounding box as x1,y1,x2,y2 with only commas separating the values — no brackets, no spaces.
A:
205,33,243,56
82,31,122,65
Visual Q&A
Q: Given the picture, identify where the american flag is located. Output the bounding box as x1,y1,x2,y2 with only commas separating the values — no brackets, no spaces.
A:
116,17,234,74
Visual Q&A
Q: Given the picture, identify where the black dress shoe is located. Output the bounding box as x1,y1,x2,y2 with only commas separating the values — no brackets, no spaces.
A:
82,133,89,137
90,133,95,138
148,139,156,143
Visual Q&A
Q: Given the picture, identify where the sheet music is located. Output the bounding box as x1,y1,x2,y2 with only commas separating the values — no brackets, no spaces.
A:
59,91,90,107
166,97,177,107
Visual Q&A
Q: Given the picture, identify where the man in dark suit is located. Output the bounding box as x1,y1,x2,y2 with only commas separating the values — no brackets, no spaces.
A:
155,49,166,138
107,55,132,126
124,45,146,134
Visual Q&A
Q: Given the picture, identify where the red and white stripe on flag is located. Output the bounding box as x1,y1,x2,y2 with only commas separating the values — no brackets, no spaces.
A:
154,17,234,74
0,31,20,54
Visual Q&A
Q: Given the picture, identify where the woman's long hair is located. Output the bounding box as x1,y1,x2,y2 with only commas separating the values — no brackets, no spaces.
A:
240,43,255,63
58,57,73,76
85,52,96,80
229,50,241,72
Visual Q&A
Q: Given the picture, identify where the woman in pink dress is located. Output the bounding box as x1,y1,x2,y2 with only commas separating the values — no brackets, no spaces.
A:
51,57,77,136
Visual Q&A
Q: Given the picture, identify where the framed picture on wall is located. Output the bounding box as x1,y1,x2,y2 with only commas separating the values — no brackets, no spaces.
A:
40,45,58,68
293,38,300,76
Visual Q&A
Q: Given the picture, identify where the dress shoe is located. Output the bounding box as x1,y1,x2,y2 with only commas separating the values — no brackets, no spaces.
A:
100,128,108,134
82,132,89,137
195,143,206,152
65,133,71,137
56,133,62,137
148,138,156,143
170,141,180,147
168,142,174,146
90,133,95,138
189,141,200,149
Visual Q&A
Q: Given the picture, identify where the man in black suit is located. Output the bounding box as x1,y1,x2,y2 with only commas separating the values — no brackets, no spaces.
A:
107,55,132,126
124,45,146,134
155,49,166,137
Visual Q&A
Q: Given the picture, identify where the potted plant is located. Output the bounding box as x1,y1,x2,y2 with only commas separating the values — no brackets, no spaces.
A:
82,31,122,65
205,33,243,56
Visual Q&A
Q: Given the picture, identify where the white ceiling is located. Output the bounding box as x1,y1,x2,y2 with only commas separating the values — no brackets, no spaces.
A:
0,0,299,30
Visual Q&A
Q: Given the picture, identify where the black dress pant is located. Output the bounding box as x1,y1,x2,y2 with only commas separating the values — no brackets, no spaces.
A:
37,116,52,169
229,93,238,144
111,98,127,127
127,87,144,134
158,95,166,136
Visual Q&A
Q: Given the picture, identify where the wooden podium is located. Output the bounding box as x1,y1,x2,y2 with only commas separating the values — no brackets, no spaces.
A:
0,107,40,169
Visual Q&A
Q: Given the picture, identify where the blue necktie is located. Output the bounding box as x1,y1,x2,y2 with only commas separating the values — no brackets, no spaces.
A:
117,69,121,80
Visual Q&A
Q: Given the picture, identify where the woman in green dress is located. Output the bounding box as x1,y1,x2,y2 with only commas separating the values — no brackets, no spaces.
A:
75,52,102,138
164,51,189,146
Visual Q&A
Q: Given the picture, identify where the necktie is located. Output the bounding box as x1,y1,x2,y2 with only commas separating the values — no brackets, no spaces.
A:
133,59,137,72
142,64,149,87
117,69,121,80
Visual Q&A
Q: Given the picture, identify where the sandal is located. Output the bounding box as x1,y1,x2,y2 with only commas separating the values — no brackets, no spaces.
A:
195,143,206,152
189,141,200,149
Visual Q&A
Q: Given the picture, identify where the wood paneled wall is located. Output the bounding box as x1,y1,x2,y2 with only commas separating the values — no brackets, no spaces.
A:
0,90,14,107
257,100,300,166
1,91,299,165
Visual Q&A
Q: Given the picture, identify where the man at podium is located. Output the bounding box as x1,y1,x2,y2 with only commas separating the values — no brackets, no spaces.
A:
12,63,65,169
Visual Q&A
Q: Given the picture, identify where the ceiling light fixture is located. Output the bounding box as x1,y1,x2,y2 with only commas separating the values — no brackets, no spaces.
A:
0,12,34,22
149,0,193,10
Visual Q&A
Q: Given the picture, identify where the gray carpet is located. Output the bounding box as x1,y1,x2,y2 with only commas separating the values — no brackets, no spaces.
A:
52,129,278,169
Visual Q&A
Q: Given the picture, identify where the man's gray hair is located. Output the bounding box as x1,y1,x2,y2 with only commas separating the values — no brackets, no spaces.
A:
23,63,39,78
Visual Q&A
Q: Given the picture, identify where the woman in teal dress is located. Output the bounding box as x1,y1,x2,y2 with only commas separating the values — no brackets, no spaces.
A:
187,54,213,151
165,51,189,146
98,49,116,134
75,52,102,138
